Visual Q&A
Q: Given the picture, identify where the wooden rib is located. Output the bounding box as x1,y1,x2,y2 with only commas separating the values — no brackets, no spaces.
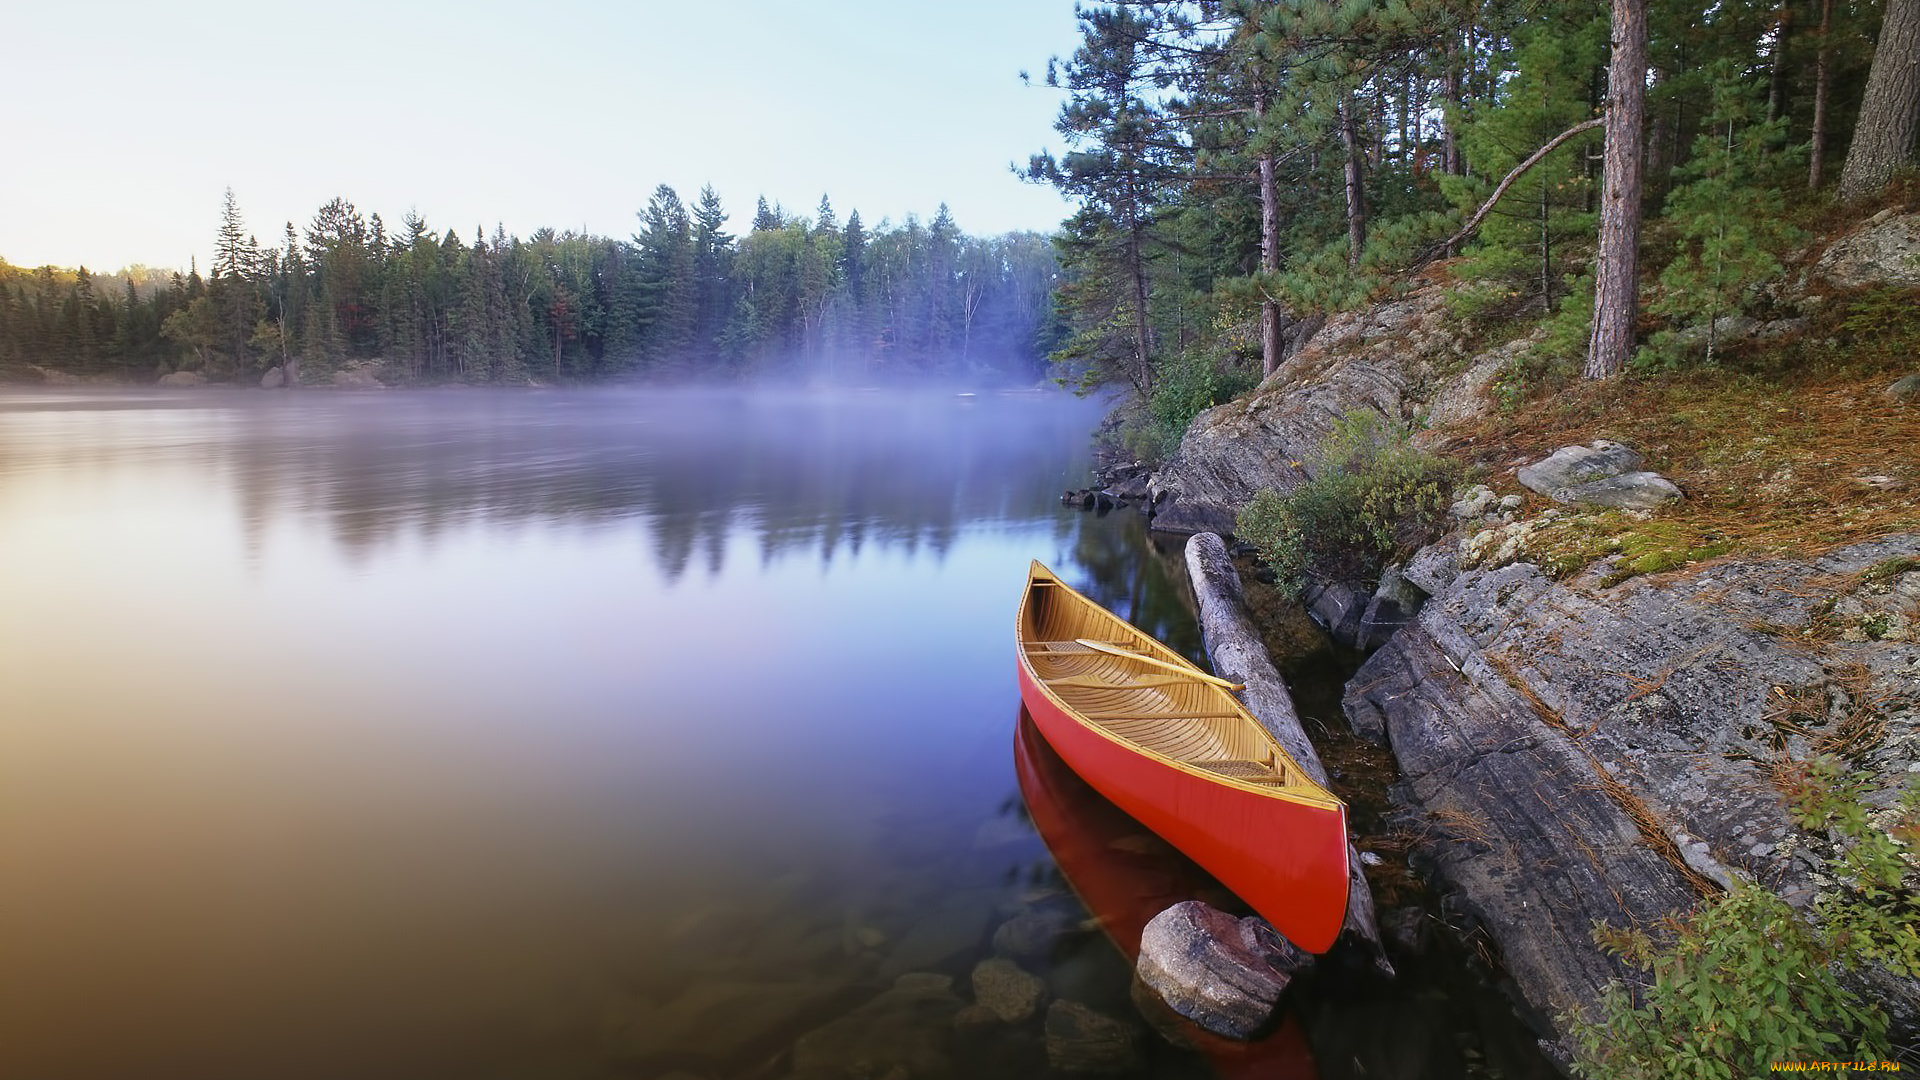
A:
1043,674,1193,690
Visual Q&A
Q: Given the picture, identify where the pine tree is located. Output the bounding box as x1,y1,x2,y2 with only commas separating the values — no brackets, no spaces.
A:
634,185,697,371
1836,0,1920,200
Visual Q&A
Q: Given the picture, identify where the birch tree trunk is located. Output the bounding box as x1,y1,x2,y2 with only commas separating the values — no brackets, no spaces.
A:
1256,97,1281,379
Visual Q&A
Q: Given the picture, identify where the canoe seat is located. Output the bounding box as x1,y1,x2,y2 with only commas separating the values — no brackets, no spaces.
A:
1082,708,1244,720
1026,640,1131,655
1196,758,1290,784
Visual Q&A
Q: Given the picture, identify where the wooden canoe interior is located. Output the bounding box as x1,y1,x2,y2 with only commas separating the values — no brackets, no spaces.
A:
1022,569,1316,795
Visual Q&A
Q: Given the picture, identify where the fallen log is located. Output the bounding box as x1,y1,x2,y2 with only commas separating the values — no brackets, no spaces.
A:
1184,531,1392,975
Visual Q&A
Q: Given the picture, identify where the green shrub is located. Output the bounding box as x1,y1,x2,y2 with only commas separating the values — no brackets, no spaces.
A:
1234,411,1455,593
1568,758,1919,1079
1123,348,1259,464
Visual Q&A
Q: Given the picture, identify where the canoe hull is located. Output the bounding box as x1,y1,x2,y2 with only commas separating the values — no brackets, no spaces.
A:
1015,564,1349,954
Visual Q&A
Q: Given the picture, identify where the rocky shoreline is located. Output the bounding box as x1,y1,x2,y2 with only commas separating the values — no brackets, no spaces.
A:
1135,209,1920,1063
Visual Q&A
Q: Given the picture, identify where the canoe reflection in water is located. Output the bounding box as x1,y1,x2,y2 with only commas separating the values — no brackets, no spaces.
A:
1014,712,1319,1080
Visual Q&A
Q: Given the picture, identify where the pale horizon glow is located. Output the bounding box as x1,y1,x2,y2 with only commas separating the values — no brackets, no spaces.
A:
1,1,1082,273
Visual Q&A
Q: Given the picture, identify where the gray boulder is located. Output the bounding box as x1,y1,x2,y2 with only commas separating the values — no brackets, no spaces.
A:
157,370,205,387
260,365,286,388
1888,374,1920,403
1514,440,1644,492
1811,210,1920,290
1134,901,1309,1039
1515,442,1682,511
1357,563,1427,651
1555,471,1684,511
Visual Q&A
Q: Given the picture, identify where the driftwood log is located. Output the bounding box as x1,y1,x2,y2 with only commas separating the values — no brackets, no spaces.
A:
1184,531,1391,974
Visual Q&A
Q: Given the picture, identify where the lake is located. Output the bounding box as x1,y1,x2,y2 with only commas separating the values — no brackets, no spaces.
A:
0,385,1555,1080
0,386,1223,1079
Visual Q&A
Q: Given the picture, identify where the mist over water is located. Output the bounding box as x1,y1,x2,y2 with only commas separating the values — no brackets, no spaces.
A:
0,386,1208,1079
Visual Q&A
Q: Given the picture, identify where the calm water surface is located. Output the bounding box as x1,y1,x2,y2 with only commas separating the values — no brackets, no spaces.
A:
1,387,1222,1079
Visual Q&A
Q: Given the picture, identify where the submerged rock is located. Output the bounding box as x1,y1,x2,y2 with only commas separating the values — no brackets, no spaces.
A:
791,973,964,1078
878,887,1000,980
1043,1000,1142,1073
600,979,856,1069
970,957,1047,1023
1133,901,1309,1039
991,908,1076,962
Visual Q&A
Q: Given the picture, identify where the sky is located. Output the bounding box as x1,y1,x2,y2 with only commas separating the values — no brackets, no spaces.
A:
1,0,1085,273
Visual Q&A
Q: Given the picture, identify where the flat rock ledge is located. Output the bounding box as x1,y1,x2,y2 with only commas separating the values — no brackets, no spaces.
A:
1342,532,1920,1056
1134,900,1310,1039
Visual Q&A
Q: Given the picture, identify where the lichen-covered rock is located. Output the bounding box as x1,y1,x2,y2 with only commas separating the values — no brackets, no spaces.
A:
1343,533,1920,1052
1810,210,1920,290
1134,901,1309,1039
1514,442,1682,511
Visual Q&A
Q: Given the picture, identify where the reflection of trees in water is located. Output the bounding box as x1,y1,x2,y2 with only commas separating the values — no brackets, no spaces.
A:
1064,511,1204,663
224,390,1107,581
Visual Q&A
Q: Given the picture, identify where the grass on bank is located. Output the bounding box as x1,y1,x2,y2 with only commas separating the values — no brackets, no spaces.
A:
1431,282,1920,574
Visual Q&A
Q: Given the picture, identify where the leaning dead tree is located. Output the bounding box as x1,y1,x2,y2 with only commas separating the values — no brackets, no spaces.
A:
1185,532,1393,974
1414,117,1606,266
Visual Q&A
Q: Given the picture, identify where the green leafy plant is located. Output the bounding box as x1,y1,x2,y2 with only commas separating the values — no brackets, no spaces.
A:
1121,347,1259,464
1234,410,1455,593
1569,757,1919,1079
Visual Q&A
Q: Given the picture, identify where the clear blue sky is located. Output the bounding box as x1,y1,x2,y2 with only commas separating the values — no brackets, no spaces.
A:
1,0,1084,272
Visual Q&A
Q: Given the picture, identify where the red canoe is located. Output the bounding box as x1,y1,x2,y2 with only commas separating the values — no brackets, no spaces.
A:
1014,561,1350,954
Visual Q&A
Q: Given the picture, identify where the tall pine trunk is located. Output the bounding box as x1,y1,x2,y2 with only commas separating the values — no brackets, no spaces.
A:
1586,0,1649,380
1836,0,1920,201
1340,96,1368,269
1810,0,1835,189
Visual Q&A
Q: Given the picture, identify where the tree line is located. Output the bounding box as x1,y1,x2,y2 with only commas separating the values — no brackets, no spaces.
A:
0,187,1062,386
1028,0,1920,456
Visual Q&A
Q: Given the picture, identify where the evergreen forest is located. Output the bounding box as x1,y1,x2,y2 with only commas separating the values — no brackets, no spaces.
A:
0,189,1061,386
4,0,1916,404
1024,0,1918,457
